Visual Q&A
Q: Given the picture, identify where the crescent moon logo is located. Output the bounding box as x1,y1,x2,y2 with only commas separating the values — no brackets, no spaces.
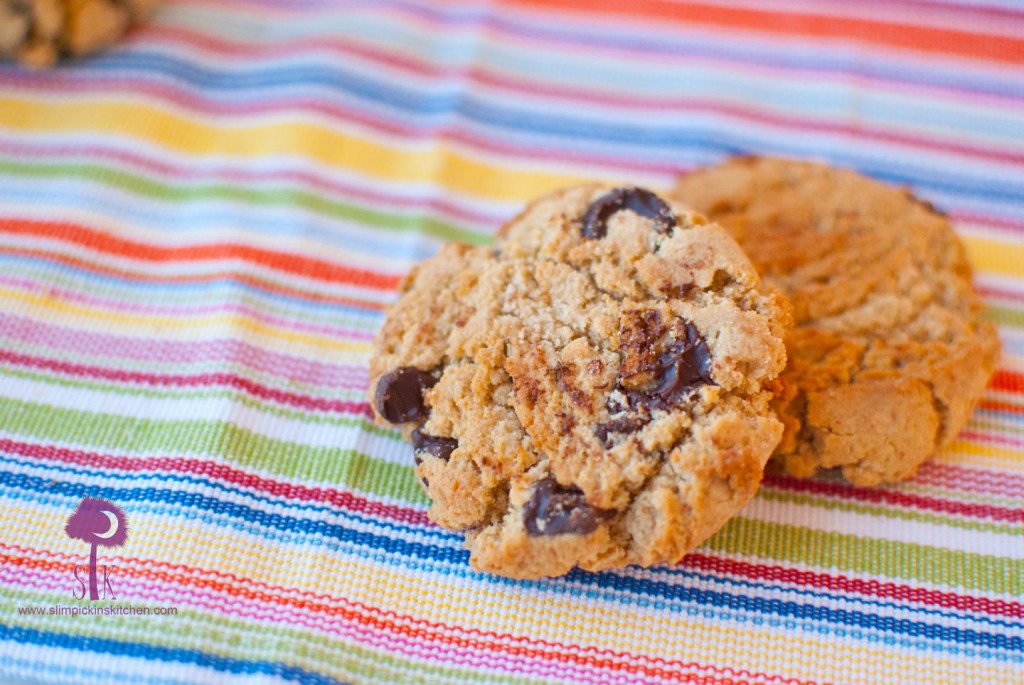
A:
93,510,119,540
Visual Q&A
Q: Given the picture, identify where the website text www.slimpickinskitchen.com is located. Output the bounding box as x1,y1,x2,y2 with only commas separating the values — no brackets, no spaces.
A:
16,604,179,618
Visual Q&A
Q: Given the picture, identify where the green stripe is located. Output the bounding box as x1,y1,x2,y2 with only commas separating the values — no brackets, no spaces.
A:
0,396,429,506
1,587,537,685
0,158,487,245
986,304,1024,329
757,488,1022,536
707,517,1023,596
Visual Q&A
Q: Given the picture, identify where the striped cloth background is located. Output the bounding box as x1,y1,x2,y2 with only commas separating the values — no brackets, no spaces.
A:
0,1,1022,683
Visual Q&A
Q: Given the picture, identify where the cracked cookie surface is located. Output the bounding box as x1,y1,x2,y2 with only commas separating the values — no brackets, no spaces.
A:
369,184,788,579
673,157,1001,486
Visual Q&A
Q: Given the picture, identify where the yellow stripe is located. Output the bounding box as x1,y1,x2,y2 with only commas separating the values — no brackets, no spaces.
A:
936,439,1024,470
963,235,1024,278
15,507,1018,685
0,285,370,355
0,97,591,202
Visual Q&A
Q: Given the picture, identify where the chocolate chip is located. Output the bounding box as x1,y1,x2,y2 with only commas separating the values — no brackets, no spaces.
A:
523,478,614,536
645,320,714,408
581,187,675,239
615,312,714,412
593,416,648,448
373,367,437,424
411,426,458,461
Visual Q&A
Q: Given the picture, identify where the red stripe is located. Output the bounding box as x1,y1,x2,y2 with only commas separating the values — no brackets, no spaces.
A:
761,474,1024,524
2,437,1018,621
991,369,1024,393
505,0,1024,65
0,349,375,419
0,218,400,291
979,399,1024,417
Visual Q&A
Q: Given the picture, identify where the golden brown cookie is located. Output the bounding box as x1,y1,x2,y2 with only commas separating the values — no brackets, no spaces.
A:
0,0,159,68
369,185,789,579
673,157,1001,486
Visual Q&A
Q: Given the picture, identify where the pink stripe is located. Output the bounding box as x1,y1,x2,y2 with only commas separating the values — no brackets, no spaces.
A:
959,429,1024,448
0,274,375,343
0,349,374,418
761,474,1024,524
912,461,1024,499
177,0,1024,24
0,311,369,390
978,283,1024,304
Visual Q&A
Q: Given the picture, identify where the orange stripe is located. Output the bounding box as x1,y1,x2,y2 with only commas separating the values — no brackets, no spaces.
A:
504,0,1024,65
0,218,401,292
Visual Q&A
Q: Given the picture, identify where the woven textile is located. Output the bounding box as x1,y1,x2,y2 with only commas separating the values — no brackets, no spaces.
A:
0,1,1022,683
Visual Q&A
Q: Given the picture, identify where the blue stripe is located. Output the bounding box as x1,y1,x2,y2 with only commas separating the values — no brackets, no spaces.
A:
0,654,194,685
0,627,341,685
2,464,1020,656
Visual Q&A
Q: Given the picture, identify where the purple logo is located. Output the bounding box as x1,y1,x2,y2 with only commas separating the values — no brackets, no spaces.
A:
64,497,128,600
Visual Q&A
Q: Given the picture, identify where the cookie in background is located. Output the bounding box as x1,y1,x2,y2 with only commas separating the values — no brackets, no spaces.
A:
673,156,1001,486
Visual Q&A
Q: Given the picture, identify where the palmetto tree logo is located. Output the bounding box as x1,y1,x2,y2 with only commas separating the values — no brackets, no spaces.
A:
65,497,128,600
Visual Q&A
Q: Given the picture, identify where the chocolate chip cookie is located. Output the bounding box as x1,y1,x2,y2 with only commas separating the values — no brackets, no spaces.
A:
673,157,1001,486
369,185,789,579
0,0,160,68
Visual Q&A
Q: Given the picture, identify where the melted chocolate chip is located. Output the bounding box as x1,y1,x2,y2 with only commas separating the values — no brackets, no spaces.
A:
411,426,458,461
643,321,714,409
523,478,614,536
593,416,648,448
581,187,675,239
373,367,437,424
597,313,714,445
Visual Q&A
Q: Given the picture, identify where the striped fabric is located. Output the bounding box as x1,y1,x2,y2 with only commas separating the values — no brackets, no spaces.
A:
0,0,1022,683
